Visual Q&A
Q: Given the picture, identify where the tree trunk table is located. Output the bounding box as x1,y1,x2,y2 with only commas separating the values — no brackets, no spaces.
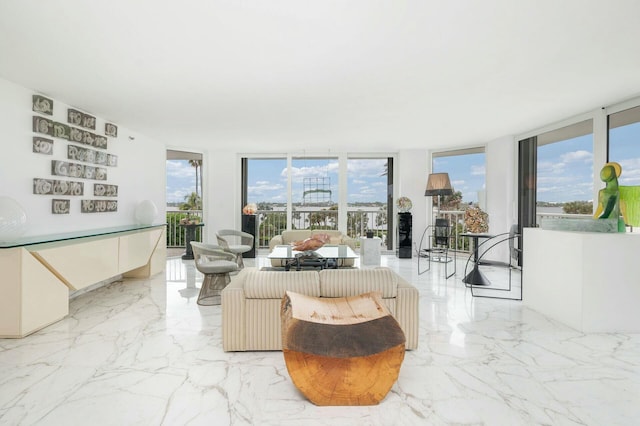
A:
280,291,406,406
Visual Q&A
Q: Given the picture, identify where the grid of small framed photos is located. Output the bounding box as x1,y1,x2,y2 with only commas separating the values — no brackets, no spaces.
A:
31,94,119,214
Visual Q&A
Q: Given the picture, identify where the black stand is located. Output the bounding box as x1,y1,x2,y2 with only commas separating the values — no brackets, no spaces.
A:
397,212,412,258
460,233,493,286
180,223,204,260
241,215,257,258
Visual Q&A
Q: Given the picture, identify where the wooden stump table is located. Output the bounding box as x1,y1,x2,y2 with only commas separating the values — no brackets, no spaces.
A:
280,291,406,406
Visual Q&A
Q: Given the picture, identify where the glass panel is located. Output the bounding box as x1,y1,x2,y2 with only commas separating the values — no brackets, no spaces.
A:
432,150,486,209
608,105,640,186
536,121,593,218
245,158,288,247
291,157,339,230
346,158,389,242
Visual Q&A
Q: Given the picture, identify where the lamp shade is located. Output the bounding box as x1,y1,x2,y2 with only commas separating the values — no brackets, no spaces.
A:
425,173,453,196
134,200,158,225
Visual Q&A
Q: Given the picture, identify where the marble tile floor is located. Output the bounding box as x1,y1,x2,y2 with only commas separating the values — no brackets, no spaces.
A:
1,252,639,425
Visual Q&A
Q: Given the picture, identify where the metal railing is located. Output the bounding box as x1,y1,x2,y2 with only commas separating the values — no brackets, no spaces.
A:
163,208,485,253
536,212,592,222
163,208,627,251
254,209,387,248
166,210,204,247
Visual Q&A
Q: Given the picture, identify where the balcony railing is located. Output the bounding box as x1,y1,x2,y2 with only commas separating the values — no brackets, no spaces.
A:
255,209,385,248
165,208,477,252
166,210,204,247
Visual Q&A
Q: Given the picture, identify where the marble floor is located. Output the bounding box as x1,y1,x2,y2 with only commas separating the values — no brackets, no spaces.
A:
1,252,639,426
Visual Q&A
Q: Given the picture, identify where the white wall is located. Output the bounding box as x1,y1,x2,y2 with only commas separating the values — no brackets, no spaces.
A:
484,136,516,261
397,150,428,253
0,77,166,238
202,150,238,243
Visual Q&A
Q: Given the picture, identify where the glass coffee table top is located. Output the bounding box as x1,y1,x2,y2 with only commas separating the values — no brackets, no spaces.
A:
268,244,357,270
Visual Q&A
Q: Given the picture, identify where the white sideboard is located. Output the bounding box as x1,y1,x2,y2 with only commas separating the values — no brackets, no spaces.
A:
0,225,166,338
523,228,640,332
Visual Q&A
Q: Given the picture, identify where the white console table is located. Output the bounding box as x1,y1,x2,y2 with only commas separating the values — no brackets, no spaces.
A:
523,228,640,332
0,224,166,338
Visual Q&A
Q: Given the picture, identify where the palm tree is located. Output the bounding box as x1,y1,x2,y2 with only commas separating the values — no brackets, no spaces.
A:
181,192,201,210
189,159,202,198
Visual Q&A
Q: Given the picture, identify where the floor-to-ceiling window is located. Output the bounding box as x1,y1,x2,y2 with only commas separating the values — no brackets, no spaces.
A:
346,158,392,248
608,105,640,230
432,147,486,212
431,148,485,251
166,150,204,247
608,105,640,185
242,157,287,247
518,120,594,227
291,156,339,230
242,154,394,248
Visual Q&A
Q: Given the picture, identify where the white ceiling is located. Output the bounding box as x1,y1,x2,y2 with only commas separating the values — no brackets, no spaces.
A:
2,0,640,153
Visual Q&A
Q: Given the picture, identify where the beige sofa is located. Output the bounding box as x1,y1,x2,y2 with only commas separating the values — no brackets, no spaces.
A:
221,267,419,351
268,230,357,267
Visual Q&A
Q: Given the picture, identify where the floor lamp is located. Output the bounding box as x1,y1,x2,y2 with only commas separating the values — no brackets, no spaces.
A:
418,172,454,274
425,172,453,221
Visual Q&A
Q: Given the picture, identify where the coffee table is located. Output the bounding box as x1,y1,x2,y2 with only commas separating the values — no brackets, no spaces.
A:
268,244,358,271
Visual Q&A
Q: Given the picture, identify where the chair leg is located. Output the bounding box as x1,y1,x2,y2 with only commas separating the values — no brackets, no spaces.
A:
197,272,231,306
235,253,245,269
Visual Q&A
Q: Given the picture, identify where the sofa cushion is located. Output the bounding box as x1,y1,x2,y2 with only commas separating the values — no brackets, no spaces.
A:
243,270,321,299
319,268,398,298
281,230,311,244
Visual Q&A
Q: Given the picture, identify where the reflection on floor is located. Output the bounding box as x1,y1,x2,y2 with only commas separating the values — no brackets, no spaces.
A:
0,250,638,425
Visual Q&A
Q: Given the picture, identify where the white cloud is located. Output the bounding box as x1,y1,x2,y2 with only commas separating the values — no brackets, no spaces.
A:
561,150,592,163
287,165,332,179
470,164,485,176
346,159,387,178
166,160,196,178
248,182,284,195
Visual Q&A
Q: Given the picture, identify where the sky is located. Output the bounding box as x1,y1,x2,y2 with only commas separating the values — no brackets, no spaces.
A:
246,158,388,204
433,153,485,204
165,121,639,205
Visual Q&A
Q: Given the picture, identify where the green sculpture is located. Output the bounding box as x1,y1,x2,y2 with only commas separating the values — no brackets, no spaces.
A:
619,185,640,228
594,162,625,232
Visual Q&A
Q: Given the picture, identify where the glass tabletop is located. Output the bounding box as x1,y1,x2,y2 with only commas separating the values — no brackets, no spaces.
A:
0,224,165,248
268,244,358,259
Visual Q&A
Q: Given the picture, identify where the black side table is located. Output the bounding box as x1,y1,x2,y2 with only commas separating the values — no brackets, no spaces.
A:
180,223,205,260
460,232,493,286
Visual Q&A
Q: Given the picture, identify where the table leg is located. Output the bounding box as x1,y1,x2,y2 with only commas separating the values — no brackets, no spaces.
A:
462,236,491,286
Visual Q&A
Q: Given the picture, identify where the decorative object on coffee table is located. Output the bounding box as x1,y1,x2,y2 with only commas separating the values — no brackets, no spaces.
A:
291,233,329,251
281,291,406,406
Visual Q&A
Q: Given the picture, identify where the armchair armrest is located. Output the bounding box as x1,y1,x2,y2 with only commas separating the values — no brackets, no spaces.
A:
341,235,357,250
221,268,249,351
395,276,419,350
268,235,283,251
191,242,236,262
